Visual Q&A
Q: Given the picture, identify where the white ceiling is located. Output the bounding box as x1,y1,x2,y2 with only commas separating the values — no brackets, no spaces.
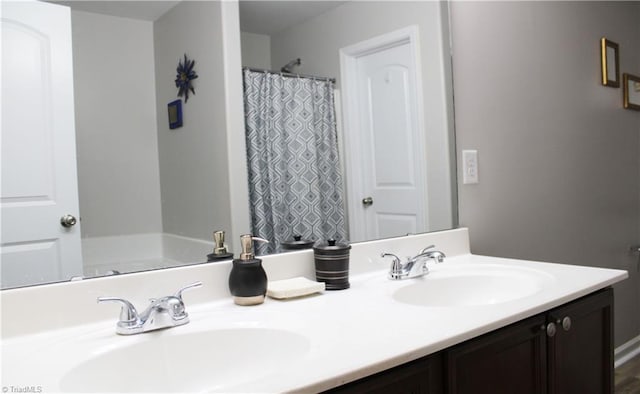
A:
239,1,346,35
50,1,180,21
48,1,345,32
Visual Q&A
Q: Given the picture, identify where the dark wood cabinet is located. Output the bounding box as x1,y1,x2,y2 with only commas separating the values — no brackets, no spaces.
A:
546,287,613,394
327,288,613,394
445,287,613,394
325,353,444,394
446,314,548,394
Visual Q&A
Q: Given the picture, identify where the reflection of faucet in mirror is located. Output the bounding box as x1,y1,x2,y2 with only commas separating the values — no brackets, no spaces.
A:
0,0,457,289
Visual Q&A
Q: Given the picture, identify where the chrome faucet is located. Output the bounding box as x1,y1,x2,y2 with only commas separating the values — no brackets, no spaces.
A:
381,245,446,280
98,282,202,335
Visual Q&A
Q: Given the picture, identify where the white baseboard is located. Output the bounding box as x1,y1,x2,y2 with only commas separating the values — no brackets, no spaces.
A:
615,334,640,368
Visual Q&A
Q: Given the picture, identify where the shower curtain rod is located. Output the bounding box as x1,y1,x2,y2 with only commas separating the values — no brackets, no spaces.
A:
243,66,336,83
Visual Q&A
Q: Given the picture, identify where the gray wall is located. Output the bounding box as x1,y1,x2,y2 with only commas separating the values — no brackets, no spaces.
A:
72,10,162,238
154,1,232,241
241,31,271,69
269,1,456,232
452,1,640,346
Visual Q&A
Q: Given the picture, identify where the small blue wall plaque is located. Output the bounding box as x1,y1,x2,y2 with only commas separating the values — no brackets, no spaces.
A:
168,99,183,129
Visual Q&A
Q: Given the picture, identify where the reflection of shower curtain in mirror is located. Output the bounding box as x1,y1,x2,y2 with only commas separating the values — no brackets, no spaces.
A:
243,69,347,254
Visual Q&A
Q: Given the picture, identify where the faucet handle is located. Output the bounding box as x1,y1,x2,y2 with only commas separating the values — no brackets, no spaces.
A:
174,281,203,301
419,245,436,254
414,245,445,263
381,252,402,272
381,252,401,261
97,297,139,323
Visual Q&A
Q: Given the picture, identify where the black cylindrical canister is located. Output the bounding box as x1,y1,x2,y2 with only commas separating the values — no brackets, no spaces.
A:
313,239,351,290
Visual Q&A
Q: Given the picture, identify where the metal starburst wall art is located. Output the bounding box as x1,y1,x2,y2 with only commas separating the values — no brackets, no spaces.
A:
175,54,198,102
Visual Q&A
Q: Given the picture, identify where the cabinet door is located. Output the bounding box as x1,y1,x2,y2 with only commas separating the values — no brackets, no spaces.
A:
325,352,443,394
446,314,547,394
547,287,613,394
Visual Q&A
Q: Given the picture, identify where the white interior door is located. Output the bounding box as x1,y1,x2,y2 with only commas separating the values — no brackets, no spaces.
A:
342,30,427,242
1,1,83,288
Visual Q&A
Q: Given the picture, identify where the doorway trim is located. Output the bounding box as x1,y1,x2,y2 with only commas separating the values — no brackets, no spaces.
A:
339,25,428,241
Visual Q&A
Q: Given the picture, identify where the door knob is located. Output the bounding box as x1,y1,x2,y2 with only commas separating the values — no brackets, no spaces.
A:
558,316,571,331
362,197,374,206
545,322,557,337
60,214,77,228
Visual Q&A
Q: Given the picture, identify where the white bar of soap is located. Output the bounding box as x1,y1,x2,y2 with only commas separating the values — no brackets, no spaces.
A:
267,277,325,299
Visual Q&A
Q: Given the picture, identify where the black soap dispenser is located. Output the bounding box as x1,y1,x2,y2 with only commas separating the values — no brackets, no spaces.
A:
228,234,269,306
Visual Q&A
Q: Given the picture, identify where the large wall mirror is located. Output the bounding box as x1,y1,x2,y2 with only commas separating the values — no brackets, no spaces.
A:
0,0,457,289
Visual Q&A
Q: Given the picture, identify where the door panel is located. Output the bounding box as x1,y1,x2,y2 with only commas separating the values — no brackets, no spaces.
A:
446,314,547,394
355,41,427,240
368,65,414,184
1,1,83,287
547,288,613,394
375,213,417,239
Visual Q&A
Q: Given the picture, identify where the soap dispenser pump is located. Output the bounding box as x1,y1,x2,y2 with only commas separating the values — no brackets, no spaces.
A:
228,234,269,306
206,230,234,262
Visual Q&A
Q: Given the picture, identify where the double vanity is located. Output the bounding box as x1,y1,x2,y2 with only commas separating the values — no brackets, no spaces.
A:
0,228,628,393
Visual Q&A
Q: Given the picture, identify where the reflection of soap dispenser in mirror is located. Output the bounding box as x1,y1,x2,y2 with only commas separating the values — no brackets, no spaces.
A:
228,234,269,305
207,230,234,262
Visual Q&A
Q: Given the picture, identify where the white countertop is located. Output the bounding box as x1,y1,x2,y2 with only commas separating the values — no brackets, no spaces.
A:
0,252,627,393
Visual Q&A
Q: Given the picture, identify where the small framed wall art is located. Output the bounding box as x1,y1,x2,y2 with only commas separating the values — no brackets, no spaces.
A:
168,99,183,129
600,38,620,88
623,73,640,111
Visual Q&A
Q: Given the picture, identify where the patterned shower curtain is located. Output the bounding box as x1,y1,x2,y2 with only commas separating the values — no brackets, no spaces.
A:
243,69,347,254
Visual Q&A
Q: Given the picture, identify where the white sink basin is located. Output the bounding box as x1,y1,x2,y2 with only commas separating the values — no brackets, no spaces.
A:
393,264,555,307
60,328,310,392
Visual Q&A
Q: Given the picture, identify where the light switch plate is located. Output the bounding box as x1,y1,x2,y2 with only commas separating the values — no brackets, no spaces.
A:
462,150,478,184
